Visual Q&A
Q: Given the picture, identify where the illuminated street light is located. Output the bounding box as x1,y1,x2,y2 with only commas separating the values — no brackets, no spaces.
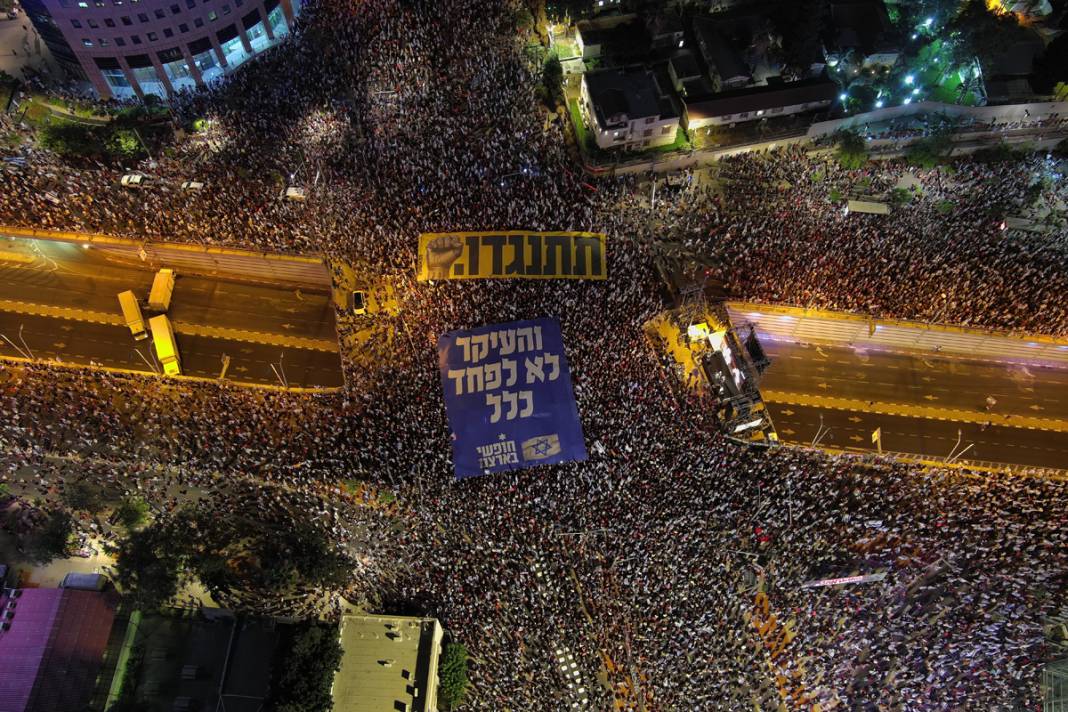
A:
875,100,884,108
924,17,933,26
839,93,847,101
905,75,914,85
904,97,912,105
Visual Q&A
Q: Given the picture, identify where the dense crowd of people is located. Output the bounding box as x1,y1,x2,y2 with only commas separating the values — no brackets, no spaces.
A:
1,0,1067,709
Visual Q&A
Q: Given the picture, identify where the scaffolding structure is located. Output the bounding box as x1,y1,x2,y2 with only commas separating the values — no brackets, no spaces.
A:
1045,658,1068,712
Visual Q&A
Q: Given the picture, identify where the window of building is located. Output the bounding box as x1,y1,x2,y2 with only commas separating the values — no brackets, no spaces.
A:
163,27,173,36
267,4,286,37
178,22,187,32
738,112,749,119
100,66,133,97
81,37,93,46
235,0,243,6
94,0,104,6
643,128,652,137
131,34,141,43
77,1,87,6
185,0,194,7
115,36,125,45
112,0,124,5
121,15,131,24
99,37,109,45
104,17,115,26
87,18,98,27
170,3,179,12
154,8,164,18
137,12,147,21
160,54,195,91
194,17,203,26
130,63,165,96
245,19,268,52
221,4,230,14
661,125,673,134
191,46,221,83
771,106,783,114
218,31,248,67
147,31,157,40
71,18,82,27
207,10,217,20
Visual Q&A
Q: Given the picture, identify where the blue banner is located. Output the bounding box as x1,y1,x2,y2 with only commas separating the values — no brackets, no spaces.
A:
438,318,587,478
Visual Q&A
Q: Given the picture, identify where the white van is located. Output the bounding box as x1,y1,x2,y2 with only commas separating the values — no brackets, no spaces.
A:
282,186,306,202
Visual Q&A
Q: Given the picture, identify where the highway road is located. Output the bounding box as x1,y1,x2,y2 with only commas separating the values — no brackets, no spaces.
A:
768,402,1068,471
0,310,344,388
757,339,1068,471
759,339,1068,420
0,235,343,388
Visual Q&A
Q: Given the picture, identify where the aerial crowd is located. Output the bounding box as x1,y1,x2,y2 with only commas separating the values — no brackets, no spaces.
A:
0,0,1067,709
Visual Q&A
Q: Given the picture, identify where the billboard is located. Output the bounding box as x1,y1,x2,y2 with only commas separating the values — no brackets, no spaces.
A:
438,318,587,478
418,232,607,281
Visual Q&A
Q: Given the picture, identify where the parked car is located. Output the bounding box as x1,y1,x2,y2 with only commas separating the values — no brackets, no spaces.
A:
281,186,305,202
180,180,204,191
351,289,368,315
120,173,150,189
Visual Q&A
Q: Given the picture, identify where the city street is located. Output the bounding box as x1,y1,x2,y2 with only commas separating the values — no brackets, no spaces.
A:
0,235,343,388
758,339,1068,470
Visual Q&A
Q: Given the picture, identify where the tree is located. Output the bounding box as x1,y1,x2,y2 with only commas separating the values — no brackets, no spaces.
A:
22,508,73,563
38,122,102,159
438,642,470,710
947,0,1034,71
269,623,343,712
905,128,954,168
834,129,868,169
774,0,829,74
62,478,105,513
1031,33,1068,95
255,522,353,591
114,496,149,531
107,129,143,159
541,55,564,108
114,526,182,610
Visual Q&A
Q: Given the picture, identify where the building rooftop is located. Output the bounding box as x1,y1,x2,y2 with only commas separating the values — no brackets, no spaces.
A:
693,18,751,84
669,51,703,81
0,587,118,712
333,614,442,712
685,75,838,120
826,0,897,56
585,66,676,129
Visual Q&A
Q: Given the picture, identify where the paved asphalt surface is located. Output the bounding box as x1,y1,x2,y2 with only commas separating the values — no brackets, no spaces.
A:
768,402,1068,470
760,338,1068,419
0,310,344,388
758,339,1068,470
0,235,342,388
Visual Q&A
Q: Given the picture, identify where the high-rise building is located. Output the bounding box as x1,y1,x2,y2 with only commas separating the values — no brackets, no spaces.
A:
21,0,302,99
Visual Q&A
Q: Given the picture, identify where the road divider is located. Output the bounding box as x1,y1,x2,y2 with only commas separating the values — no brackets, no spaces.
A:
763,390,1068,433
0,298,338,352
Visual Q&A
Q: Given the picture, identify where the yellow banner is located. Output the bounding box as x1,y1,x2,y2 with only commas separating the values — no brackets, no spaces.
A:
417,232,607,281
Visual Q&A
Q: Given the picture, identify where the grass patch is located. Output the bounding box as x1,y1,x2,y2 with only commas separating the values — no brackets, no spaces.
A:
829,188,844,202
811,169,825,183
936,200,955,215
